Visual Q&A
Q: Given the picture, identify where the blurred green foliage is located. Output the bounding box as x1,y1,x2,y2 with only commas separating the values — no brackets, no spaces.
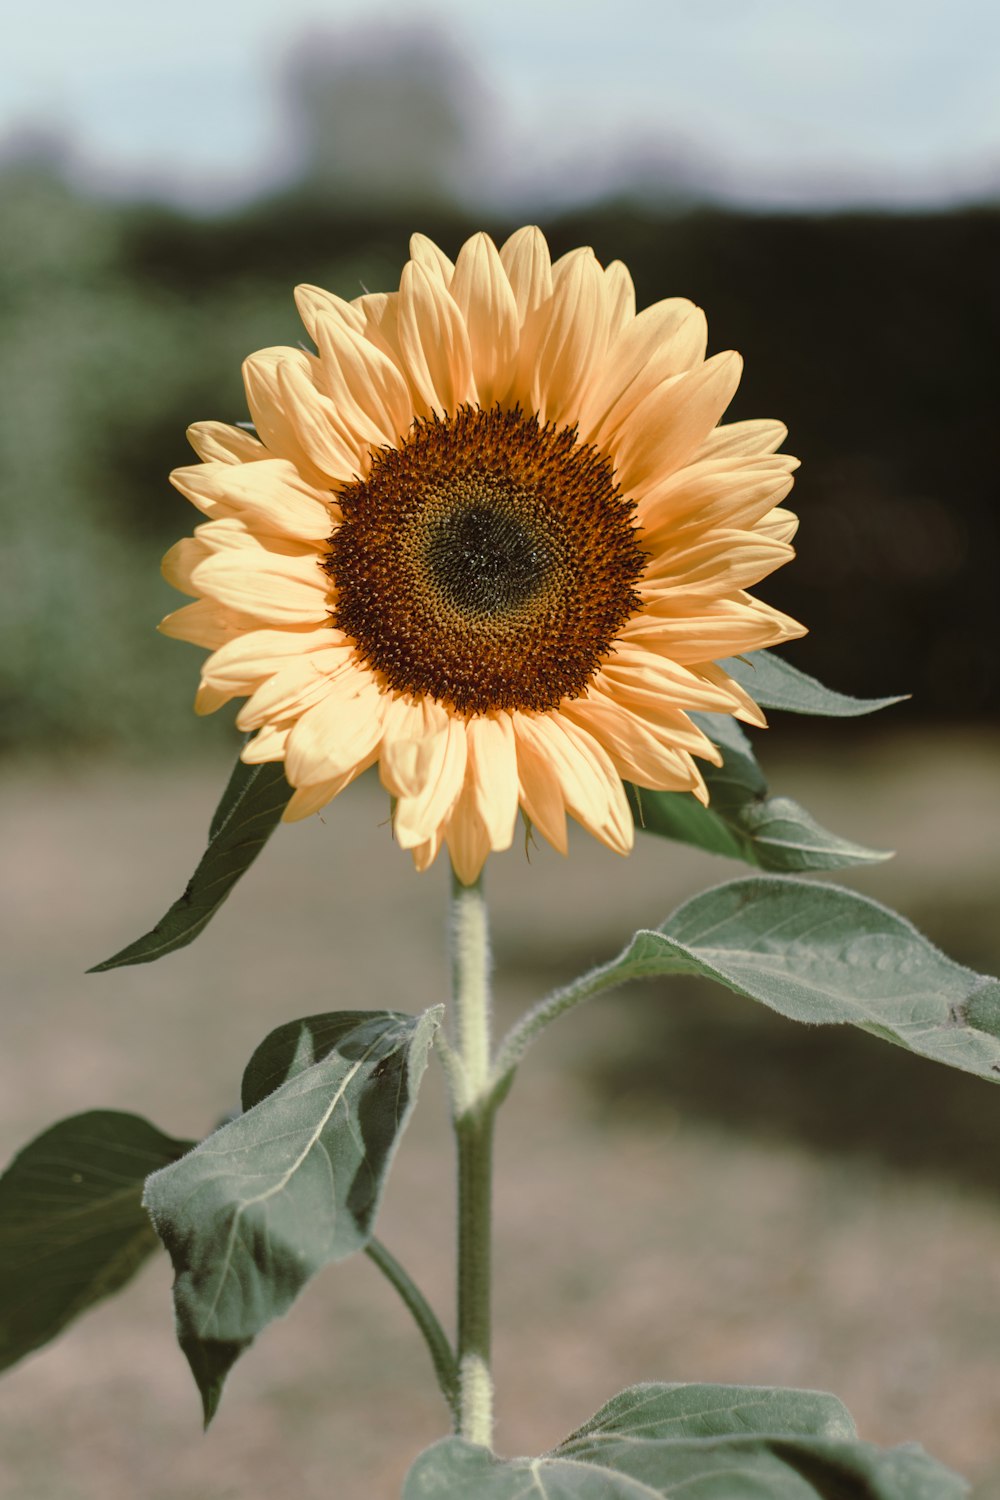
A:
2,161,997,756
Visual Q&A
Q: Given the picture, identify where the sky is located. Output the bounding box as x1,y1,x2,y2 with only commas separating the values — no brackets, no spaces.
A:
5,0,999,211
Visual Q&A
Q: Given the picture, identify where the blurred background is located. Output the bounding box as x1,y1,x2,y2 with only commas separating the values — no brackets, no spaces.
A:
2,2,1000,1496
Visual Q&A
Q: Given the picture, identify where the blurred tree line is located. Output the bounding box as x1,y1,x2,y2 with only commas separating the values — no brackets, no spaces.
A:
2,156,997,756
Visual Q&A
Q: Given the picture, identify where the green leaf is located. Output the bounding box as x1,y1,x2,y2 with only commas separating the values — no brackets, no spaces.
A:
144,1006,442,1425
628,715,890,872
722,650,907,717
0,1111,194,1372
599,876,1000,1083
403,1382,966,1498
90,754,293,971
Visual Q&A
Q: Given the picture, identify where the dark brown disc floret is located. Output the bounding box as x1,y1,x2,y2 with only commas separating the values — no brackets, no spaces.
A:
324,405,645,715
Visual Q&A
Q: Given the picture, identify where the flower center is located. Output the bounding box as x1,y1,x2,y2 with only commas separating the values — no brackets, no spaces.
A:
325,405,645,715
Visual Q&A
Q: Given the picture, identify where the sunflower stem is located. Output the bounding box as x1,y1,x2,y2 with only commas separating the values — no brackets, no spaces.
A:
449,868,496,1449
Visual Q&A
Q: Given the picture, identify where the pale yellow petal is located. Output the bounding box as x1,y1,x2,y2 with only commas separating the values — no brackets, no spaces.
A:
393,717,468,848
604,260,636,334
465,714,519,851
161,535,211,596
577,299,707,444
637,456,796,538
158,598,254,648
275,358,370,481
498,225,553,326
283,761,374,822
594,645,743,714
241,720,294,763
517,714,633,856
194,682,235,716
235,653,355,731
696,419,788,461
354,291,406,370
241,347,331,486
444,783,493,886
397,260,474,415
172,458,335,542
283,676,387,786
623,595,806,663
192,537,328,626
449,232,520,408
409,233,455,286
562,694,709,790
694,662,768,728
313,314,413,451
755,506,799,543
613,351,743,497
529,248,610,426
294,284,365,343
186,421,265,465
201,626,347,694
639,529,794,595
512,714,569,855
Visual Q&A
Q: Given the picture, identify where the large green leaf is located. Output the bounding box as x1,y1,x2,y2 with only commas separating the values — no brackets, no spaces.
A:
587,877,1000,1082
0,1111,193,1372
628,714,889,871
144,1007,441,1424
721,650,907,716
403,1383,965,1498
90,754,293,971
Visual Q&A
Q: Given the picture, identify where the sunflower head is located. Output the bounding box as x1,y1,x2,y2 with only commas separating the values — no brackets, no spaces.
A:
161,227,804,882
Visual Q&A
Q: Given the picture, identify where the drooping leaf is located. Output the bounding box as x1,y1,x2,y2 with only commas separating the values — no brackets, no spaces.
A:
90,754,293,971
0,1111,193,1372
144,1006,441,1424
628,715,890,872
403,1382,965,1498
721,650,907,717
583,876,1000,1083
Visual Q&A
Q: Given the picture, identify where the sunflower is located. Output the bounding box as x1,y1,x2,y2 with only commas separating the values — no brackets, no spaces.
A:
161,227,804,882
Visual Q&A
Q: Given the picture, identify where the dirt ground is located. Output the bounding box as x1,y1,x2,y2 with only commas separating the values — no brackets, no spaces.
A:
2,728,1000,1499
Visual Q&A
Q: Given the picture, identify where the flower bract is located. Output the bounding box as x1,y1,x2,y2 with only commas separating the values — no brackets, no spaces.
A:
162,227,804,881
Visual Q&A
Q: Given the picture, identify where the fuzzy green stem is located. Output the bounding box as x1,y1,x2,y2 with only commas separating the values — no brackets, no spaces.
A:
364,1239,459,1422
449,869,496,1448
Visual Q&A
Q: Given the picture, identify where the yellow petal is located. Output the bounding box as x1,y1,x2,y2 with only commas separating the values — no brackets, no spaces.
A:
192,538,328,625
696,418,788,461
465,714,519,851
517,714,633,856
512,714,569,855
409,233,455,286
161,535,211,596
283,676,387,786
637,456,796,538
444,782,493,886
449,232,520,408
529,248,610,426
397,260,474,415
393,717,468,848
186,421,265,465
172,459,335,542
579,299,707,444
241,347,331,486
294,284,365,344
235,653,354,731
312,314,414,452
498,225,553,327
755,506,799,543
613,351,743,496
158,598,254,648
275,358,370,481
604,260,636,335
640,528,794,595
